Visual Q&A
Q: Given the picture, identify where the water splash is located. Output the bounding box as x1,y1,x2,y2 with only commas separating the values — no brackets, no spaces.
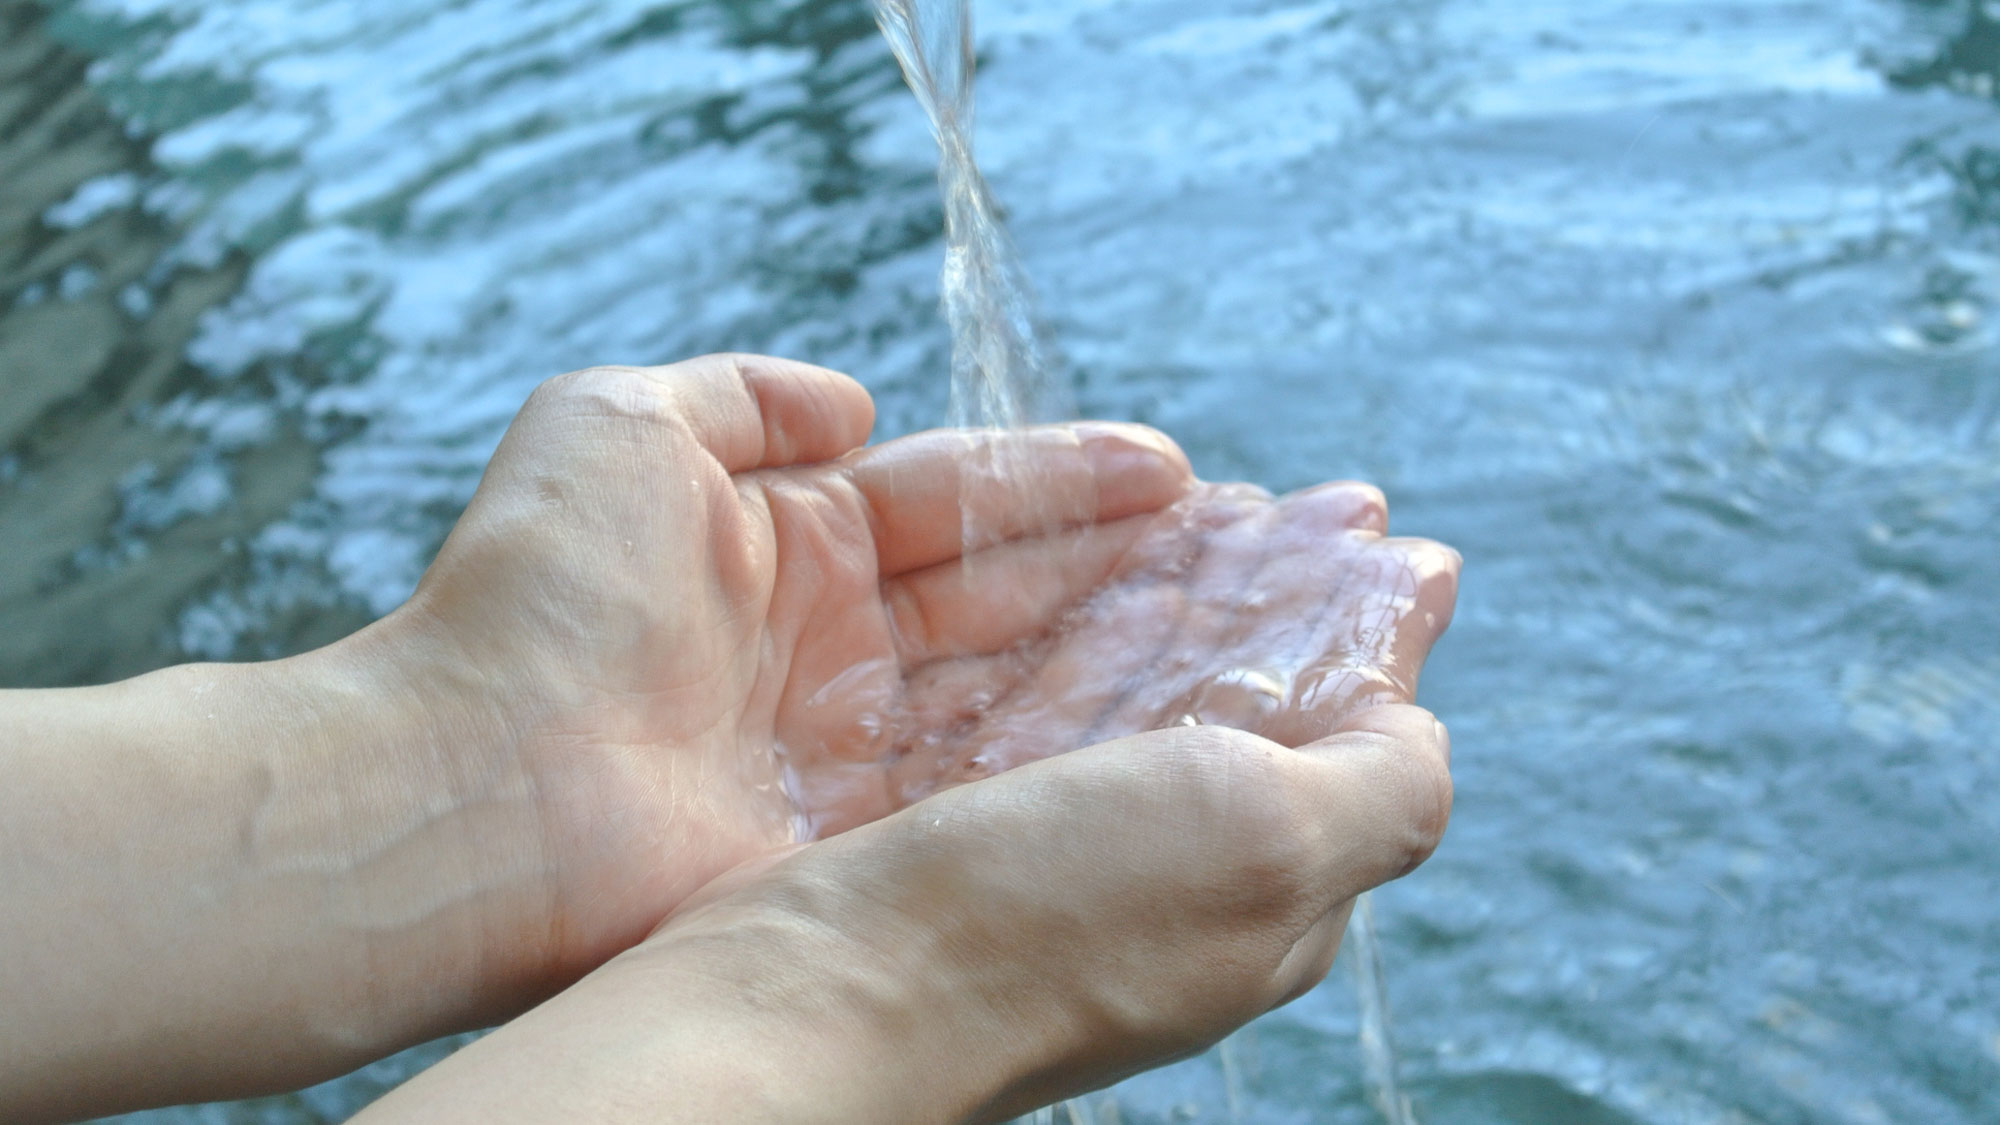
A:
1350,892,1420,1125
871,6,1428,1125
1217,1030,1249,1122
870,0,1068,432
1061,1097,1099,1124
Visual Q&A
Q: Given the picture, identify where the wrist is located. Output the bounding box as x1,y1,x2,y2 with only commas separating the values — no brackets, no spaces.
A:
360,879,1044,1125
623,864,1060,1123
0,634,560,1120
271,610,567,1032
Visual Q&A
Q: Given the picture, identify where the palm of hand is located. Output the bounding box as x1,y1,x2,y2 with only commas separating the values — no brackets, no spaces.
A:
776,476,1460,837
418,358,1457,963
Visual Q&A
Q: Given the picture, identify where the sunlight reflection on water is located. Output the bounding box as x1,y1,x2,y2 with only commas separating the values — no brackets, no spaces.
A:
1,0,1994,1121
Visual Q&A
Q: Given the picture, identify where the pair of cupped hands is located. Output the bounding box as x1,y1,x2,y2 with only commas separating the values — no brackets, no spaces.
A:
318,354,1458,1121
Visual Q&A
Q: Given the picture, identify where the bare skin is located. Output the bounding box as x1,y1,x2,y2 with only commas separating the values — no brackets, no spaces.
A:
0,354,1460,1123
401,357,1213,978
413,357,1457,942
799,479,1460,832
357,705,1454,1125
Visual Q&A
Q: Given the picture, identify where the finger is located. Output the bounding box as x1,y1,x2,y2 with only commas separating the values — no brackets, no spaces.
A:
1079,494,1286,740
1280,480,1389,535
1292,703,1454,900
849,422,1194,577
933,488,1274,783
1141,485,1378,734
883,511,1158,664
1384,535,1462,692
1104,480,1384,736
1260,536,1461,746
897,485,1274,792
1137,484,1397,743
643,353,876,472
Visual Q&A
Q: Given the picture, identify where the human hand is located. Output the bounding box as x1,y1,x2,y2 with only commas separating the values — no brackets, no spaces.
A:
805,476,1461,832
383,352,1457,994
385,355,1197,980
0,350,1458,1122
353,705,1453,1124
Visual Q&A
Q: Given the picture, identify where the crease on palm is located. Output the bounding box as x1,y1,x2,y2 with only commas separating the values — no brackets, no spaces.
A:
741,428,1458,839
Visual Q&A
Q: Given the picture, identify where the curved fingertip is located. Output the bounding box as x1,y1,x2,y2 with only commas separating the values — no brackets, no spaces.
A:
1377,535,1462,579
1074,421,1196,517
1285,480,1389,534
735,354,877,465
1390,537,1462,641
663,353,876,470
1281,702,1455,900
1318,703,1452,788
1329,701,1439,742
1307,703,1455,882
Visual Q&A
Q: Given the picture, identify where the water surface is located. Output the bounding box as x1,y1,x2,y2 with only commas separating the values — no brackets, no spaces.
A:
2,0,1996,1121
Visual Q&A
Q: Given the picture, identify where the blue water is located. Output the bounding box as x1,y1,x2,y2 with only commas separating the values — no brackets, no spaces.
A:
2,1,1997,1121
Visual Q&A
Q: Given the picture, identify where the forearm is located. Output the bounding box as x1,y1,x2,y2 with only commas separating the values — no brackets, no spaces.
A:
352,886,1029,1125
351,708,1455,1125
0,625,556,1123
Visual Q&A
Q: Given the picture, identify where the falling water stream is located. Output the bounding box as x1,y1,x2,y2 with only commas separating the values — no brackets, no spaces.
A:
19,1,2000,1122
870,0,1066,433
869,1,1417,1120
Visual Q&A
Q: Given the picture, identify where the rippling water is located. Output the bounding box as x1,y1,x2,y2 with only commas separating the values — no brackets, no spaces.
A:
4,0,1998,1121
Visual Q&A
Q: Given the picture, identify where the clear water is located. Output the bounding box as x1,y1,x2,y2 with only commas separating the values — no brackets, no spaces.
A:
4,0,1998,1122
870,6,1426,1120
870,0,1078,584
871,0,1066,432
1348,893,1417,1125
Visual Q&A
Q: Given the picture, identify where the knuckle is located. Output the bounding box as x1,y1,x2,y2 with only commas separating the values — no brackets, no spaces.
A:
1328,480,1388,531
527,365,669,424
1403,537,1464,587
1387,746,1454,876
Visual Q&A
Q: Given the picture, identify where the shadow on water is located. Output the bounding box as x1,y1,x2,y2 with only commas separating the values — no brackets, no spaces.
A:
1888,0,2000,97
1894,0,2000,252
1,0,1996,1122
0,0,928,687
0,1,367,686
1415,1071,1645,1125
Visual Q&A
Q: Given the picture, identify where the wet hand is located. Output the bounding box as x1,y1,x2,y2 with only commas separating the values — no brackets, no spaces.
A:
353,706,1453,1124
391,355,1194,978
803,478,1461,832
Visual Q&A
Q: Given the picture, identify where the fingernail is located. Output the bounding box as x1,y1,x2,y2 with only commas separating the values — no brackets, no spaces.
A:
1076,421,1177,462
1432,718,1452,764
1078,424,1193,510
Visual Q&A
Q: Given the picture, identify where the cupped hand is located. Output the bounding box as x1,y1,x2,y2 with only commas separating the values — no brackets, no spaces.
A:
803,476,1460,833
394,355,1190,974
392,354,1456,981
355,706,1454,1125
692,705,1455,1121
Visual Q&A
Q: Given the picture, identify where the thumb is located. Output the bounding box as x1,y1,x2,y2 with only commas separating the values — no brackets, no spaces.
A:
1293,703,1454,905
1263,705,1451,1004
642,353,875,472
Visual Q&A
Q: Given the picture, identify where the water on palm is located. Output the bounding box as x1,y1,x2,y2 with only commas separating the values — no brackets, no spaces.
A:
870,2,1425,1121
28,2,1994,1123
